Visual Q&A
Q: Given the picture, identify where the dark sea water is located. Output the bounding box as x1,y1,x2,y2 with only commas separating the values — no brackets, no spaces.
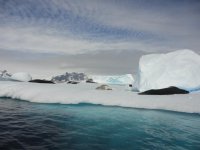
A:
0,98,199,150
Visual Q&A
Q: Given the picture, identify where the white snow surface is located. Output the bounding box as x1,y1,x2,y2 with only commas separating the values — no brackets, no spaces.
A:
90,74,134,85
0,81,199,113
133,49,200,92
11,72,32,82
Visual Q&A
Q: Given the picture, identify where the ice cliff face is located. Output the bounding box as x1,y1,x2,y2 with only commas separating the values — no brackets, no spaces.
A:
133,49,200,92
52,72,88,83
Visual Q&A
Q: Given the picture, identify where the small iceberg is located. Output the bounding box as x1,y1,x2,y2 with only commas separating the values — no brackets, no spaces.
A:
11,72,32,82
90,74,134,85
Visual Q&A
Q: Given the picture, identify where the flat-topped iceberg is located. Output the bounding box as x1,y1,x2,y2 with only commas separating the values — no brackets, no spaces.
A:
0,81,199,113
90,74,134,85
133,49,200,92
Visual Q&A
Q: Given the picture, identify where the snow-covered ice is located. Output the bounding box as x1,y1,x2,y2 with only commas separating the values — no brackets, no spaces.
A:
0,81,199,113
133,49,200,92
1,49,200,114
90,74,134,85
11,72,32,82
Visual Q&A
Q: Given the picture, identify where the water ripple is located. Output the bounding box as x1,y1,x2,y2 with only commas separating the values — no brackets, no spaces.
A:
0,98,199,150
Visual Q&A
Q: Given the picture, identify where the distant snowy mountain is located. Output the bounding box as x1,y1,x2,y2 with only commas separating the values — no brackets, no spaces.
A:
52,72,88,83
52,72,134,85
0,70,12,81
0,70,11,78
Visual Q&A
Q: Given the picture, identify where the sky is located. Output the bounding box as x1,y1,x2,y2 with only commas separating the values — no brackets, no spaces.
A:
0,0,200,78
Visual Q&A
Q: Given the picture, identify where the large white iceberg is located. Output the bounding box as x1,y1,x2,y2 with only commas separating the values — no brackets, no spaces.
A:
133,49,200,92
11,72,32,82
90,74,134,85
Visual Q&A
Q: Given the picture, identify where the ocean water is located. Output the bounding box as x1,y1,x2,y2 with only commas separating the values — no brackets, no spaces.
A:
0,98,199,150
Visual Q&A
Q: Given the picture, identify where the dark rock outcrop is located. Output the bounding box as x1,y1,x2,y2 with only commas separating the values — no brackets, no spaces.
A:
29,79,55,84
139,86,189,95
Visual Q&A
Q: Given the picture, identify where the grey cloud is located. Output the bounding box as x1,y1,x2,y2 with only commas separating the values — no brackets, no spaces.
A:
0,49,146,77
54,49,146,75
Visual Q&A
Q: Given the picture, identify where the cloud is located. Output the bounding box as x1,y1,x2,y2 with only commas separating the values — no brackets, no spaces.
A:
0,0,199,54
0,25,173,54
0,0,199,76
53,0,200,38
0,49,145,78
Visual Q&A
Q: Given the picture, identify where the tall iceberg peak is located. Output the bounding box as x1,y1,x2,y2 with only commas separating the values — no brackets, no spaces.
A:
133,49,200,92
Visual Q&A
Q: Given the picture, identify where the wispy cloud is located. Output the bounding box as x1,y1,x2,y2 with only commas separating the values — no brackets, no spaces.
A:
0,25,170,54
0,0,199,75
1,0,199,54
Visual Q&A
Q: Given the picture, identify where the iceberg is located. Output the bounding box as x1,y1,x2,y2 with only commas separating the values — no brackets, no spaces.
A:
133,49,200,92
90,74,134,85
0,81,199,113
11,72,32,82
